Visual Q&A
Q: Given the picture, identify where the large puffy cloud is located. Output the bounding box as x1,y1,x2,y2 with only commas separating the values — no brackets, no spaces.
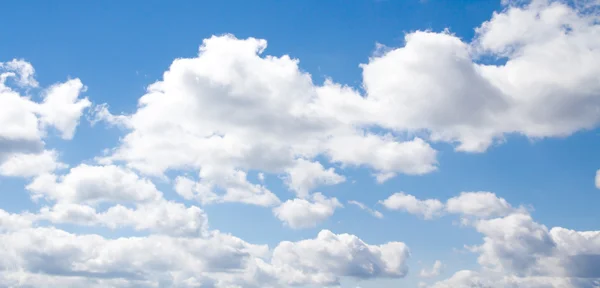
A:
94,34,438,204
362,0,600,152
595,169,599,189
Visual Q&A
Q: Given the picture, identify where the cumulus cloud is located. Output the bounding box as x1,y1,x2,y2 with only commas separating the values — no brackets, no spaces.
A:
0,59,88,180
596,169,599,189
0,150,67,177
446,191,517,218
38,200,209,237
4,0,600,286
0,207,412,287
271,229,410,285
173,167,281,207
284,159,345,198
362,0,600,152
26,164,162,205
95,34,439,193
380,192,444,219
429,204,600,288
273,193,342,229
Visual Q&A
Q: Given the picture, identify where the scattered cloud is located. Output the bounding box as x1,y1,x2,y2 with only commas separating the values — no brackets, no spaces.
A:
2,0,600,286
348,200,384,219
420,260,443,278
380,192,444,219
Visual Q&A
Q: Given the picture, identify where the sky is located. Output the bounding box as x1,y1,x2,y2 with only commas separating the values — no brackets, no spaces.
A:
1,0,600,287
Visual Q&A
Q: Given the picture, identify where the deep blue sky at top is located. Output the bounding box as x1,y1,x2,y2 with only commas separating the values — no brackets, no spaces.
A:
1,0,599,264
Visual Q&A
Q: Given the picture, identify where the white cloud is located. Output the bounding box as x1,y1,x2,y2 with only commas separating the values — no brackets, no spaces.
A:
0,59,38,87
0,209,34,233
37,79,91,140
430,209,600,288
94,34,438,193
348,200,384,219
173,167,281,207
4,0,600,287
361,0,600,152
325,133,438,180
1,207,412,287
420,260,443,278
284,159,345,198
271,229,410,285
0,60,88,182
273,193,342,229
0,150,67,177
595,169,599,189
446,191,516,218
38,200,209,237
380,192,444,219
26,164,162,205
382,191,520,221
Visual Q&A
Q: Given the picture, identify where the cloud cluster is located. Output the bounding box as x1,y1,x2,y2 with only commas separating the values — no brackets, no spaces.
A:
2,0,600,287
383,190,600,287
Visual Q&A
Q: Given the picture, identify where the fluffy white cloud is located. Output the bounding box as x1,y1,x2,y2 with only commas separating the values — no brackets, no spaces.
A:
420,260,443,278
446,191,517,218
348,200,384,219
284,159,345,198
430,208,600,288
362,0,600,152
0,225,269,287
173,167,280,207
1,207,412,287
26,164,162,205
271,229,410,285
0,59,88,183
273,193,342,229
596,169,599,189
38,200,209,237
0,150,66,177
380,192,444,219
94,34,438,198
325,133,438,181
37,79,91,140
4,0,600,287
0,61,89,143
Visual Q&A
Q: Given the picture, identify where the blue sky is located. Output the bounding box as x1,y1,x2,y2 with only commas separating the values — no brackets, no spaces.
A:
1,0,600,287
